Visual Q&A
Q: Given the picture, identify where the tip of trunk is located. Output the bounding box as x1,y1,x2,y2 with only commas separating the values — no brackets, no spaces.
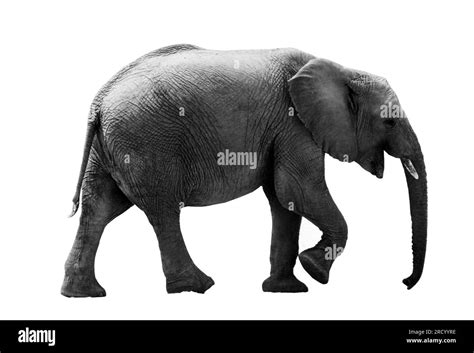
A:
403,275,421,290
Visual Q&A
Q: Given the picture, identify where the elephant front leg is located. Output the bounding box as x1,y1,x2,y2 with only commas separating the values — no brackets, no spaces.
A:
282,183,348,285
297,192,348,285
272,129,348,285
262,181,308,293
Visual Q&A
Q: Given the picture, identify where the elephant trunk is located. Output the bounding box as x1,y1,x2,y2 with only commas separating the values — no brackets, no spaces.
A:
401,140,427,289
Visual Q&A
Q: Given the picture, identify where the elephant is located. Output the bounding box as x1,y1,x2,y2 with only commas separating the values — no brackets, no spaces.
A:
62,44,427,297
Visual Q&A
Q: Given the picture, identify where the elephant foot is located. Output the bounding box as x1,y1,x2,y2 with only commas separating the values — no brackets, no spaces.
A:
262,274,308,293
166,266,215,294
61,273,106,298
299,247,334,284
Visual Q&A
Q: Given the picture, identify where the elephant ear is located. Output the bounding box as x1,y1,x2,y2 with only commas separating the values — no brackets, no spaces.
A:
288,58,358,162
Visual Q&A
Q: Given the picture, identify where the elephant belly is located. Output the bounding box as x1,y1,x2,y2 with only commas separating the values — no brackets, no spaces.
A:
185,165,263,206
185,179,263,207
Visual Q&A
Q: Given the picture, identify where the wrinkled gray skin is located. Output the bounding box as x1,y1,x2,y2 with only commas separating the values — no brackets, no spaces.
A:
62,44,427,296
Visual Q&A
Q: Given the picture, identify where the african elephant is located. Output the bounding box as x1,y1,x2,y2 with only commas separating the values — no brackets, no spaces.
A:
62,44,427,297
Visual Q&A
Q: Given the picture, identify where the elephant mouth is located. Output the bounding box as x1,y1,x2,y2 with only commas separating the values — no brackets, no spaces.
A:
356,155,385,179
372,161,384,179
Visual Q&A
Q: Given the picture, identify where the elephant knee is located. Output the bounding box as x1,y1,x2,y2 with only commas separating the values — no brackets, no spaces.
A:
319,217,348,249
334,220,348,248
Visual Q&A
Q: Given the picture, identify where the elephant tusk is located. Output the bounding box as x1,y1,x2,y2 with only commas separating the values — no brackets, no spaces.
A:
402,158,419,180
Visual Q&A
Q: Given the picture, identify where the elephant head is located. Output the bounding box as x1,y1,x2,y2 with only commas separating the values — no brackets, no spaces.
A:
288,58,427,289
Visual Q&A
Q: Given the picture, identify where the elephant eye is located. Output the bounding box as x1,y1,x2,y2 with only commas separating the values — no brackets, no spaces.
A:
383,118,397,129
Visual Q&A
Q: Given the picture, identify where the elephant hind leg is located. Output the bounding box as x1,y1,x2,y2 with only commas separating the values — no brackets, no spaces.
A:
61,163,132,298
142,202,214,294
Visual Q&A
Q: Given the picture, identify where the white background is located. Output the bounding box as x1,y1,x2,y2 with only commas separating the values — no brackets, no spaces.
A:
1,0,473,319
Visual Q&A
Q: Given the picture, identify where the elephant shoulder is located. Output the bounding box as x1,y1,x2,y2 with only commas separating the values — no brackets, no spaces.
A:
272,48,316,76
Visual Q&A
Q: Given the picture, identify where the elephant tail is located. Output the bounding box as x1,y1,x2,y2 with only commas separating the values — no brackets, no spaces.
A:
69,105,100,217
